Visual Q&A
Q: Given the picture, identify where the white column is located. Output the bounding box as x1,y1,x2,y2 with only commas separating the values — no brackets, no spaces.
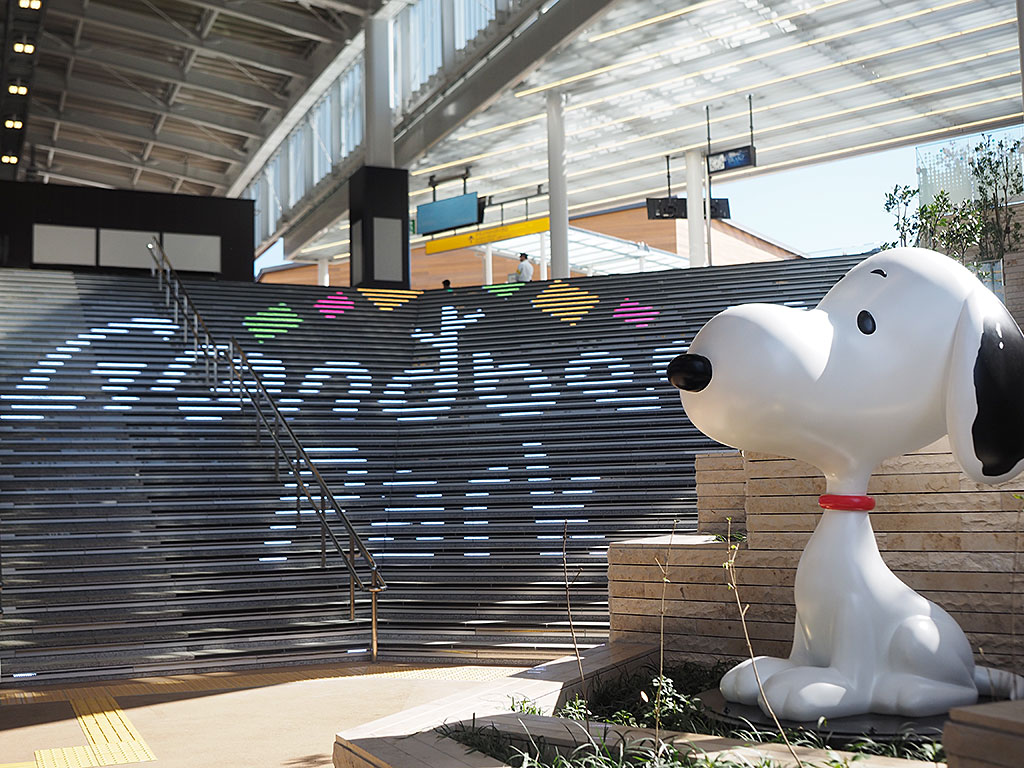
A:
546,91,569,279
364,15,394,168
441,0,457,72
685,149,705,267
704,158,713,267
317,257,330,286
538,234,548,280
483,243,493,285
330,80,343,162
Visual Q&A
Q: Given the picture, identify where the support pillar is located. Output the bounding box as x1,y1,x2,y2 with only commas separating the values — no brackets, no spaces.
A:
317,257,329,286
364,16,394,169
350,15,409,289
685,149,706,267
546,91,569,279
704,158,713,267
538,234,548,281
441,0,457,72
483,243,493,285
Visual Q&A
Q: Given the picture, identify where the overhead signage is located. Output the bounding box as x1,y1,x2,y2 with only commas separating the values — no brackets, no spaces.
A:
424,217,549,254
416,192,484,236
645,198,730,220
706,145,756,175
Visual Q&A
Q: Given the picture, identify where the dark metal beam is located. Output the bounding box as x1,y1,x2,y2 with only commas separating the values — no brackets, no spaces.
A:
29,132,228,190
41,33,289,111
281,0,369,17
46,0,314,79
32,103,245,164
33,68,264,138
175,0,348,44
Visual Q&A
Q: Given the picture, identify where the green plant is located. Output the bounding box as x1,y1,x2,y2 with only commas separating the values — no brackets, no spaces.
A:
882,184,920,249
846,730,944,762
511,695,545,715
557,694,593,722
969,134,1024,260
917,189,983,264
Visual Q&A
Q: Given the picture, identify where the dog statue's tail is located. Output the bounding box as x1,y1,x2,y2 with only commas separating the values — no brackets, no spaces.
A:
975,666,1024,700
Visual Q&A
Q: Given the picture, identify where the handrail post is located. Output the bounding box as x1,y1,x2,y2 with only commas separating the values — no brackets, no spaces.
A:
273,416,280,483
319,489,326,568
254,385,261,446
349,536,356,621
371,584,379,663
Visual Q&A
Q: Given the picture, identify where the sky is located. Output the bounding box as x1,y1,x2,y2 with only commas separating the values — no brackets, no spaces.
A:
254,144,921,275
715,145,919,257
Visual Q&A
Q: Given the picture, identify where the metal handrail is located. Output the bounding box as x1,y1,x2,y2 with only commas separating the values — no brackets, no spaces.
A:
147,241,385,660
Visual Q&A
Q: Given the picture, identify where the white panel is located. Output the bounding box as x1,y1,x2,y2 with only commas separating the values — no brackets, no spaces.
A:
373,217,403,283
350,225,363,286
162,233,222,273
99,229,158,269
33,224,96,266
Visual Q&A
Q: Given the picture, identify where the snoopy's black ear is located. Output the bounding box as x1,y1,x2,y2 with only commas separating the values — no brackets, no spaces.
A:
947,289,1024,483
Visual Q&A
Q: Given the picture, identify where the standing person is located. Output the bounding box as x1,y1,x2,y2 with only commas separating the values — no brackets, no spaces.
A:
442,279,453,291
515,253,534,282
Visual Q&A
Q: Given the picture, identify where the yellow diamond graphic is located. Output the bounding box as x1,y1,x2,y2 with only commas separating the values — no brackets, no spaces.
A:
357,288,422,311
531,281,599,326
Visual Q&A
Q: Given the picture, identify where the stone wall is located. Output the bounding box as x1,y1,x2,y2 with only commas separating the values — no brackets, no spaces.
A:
608,438,1024,670
1001,248,1024,329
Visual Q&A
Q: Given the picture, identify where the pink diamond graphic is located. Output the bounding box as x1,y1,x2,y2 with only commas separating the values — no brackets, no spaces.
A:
613,298,659,329
315,291,355,319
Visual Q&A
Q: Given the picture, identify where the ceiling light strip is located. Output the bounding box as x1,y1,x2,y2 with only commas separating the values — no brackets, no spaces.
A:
562,44,1019,143
416,58,1018,201
586,0,726,44
564,0,995,115
517,0,859,98
455,15,1013,143
563,70,1021,168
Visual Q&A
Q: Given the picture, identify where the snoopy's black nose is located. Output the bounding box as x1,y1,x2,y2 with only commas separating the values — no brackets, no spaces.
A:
667,353,712,392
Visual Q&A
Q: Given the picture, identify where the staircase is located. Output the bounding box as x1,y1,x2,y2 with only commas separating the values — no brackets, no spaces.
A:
1,255,859,683
0,269,375,682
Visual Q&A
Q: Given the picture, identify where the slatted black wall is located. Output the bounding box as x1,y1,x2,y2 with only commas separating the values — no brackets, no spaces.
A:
0,256,859,681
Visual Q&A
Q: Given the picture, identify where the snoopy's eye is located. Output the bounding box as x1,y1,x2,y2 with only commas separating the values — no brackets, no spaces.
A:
857,310,876,335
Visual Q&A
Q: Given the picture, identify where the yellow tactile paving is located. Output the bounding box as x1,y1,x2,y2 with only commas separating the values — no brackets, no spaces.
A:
2,688,155,768
68,690,149,749
89,741,155,765
34,746,98,768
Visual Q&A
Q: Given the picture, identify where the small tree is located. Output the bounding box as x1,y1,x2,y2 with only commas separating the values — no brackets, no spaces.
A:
882,184,919,249
918,190,983,265
970,134,1024,259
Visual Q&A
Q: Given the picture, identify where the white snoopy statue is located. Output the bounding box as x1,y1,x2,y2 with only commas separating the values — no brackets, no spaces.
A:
667,247,1024,721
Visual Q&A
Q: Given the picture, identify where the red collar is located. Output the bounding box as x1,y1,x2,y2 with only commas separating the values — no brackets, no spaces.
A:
819,494,875,511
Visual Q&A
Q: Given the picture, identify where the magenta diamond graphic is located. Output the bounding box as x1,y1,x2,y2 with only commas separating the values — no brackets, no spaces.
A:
315,291,355,319
613,298,659,328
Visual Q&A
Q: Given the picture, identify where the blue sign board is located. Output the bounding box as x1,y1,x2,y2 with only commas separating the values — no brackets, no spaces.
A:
707,145,756,175
417,192,481,235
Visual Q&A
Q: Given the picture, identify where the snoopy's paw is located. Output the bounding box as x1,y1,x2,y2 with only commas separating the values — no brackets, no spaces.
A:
720,656,794,706
757,666,867,722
